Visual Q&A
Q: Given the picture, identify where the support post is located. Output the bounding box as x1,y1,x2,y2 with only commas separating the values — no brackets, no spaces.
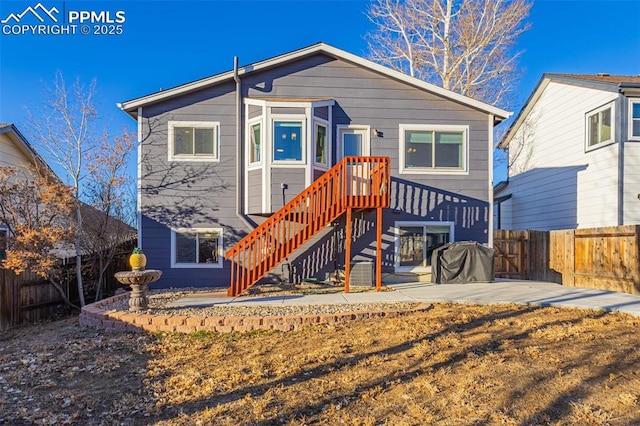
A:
376,206,382,291
344,207,352,293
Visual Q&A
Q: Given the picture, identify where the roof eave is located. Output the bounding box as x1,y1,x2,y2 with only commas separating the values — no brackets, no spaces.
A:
498,75,552,149
0,124,57,178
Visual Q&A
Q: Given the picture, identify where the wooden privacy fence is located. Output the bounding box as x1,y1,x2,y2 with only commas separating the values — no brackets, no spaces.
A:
0,241,136,331
494,226,640,295
0,269,63,331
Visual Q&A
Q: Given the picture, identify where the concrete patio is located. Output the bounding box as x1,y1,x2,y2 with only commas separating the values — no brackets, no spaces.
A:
168,279,640,317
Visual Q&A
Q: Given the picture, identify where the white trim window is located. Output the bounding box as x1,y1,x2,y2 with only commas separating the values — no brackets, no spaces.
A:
399,124,468,173
394,221,454,272
629,99,640,141
248,119,262,166
273,119,305,163
314,121,329,167
171,228,223,268
168,121,220,161
586,103,614,149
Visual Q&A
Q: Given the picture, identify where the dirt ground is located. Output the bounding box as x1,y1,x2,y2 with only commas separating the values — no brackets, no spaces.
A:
1,303,639,425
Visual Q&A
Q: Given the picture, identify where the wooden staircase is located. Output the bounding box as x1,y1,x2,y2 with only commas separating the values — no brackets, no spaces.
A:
225,156,390,296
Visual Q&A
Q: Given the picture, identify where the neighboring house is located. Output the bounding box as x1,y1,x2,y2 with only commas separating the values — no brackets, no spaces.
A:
496,73,640,231
0,123,54,256
0,123,135,259
0,123,53,175
119,42,510,290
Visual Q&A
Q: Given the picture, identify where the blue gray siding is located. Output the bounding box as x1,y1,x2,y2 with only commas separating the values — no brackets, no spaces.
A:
139,53,492,287
247,169,262,214
271,168,306,211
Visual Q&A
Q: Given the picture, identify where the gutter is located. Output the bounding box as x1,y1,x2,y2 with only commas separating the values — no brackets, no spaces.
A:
234,56,255,232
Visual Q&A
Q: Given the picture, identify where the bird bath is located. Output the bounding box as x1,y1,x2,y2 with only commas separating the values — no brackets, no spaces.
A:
114,270,162,312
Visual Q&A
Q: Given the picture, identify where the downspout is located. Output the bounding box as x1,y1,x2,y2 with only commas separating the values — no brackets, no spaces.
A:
234,56,255,231
617,87,625,226
487,114,495,246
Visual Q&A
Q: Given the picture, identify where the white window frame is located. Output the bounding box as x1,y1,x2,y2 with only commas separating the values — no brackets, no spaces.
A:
313,118,330,169
247,117,264,169
399,124,469,174
336,125,371,161
170,227,223,268
168,121,220,162
394,221,454,273
271,115,306,165
628,98,640,141
585,102,615,151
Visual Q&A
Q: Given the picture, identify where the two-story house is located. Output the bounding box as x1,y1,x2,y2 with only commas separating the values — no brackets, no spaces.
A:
496,73,640,230
119,43,510,293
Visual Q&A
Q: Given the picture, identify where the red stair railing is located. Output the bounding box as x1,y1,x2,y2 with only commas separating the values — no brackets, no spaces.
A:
225,156,390,296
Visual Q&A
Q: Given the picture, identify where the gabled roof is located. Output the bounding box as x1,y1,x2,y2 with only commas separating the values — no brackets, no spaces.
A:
118,42,510,123
0,123,56,177
499,73,640,149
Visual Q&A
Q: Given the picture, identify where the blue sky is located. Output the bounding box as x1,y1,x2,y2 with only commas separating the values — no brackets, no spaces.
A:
1,0,639,183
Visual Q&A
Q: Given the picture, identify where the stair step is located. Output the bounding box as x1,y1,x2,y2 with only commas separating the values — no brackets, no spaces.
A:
225,156,390,296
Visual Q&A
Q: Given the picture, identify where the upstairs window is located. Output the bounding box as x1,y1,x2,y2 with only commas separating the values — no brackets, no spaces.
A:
399,124,467,173
273,121,303,162
315,122,328,166
586,104,614,149
168,121,220,161
249,121,262,164
171,228,223,268
630,99,640,140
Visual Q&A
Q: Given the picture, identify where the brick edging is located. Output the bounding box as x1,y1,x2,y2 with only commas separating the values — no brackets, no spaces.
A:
79,293,432,333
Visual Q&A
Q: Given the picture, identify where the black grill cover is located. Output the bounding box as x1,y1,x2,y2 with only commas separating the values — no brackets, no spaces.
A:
431,242,495,284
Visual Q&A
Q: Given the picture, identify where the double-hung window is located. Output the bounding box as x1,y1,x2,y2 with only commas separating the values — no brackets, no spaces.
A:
586,104,614,149
630,99,640,141
399,125,468,173
171,228,223,268
168,121,220,161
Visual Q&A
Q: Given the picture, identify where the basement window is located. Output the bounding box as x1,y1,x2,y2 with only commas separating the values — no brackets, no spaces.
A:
394,221,454,272
171,228,223,268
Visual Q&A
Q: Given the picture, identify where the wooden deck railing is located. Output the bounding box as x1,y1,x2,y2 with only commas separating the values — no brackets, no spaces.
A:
225,156,390,296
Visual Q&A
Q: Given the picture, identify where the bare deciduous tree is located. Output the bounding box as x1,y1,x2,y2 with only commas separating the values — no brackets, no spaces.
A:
84,131,136,301
26,71,104,306
366,0,532,107
26,71,136,306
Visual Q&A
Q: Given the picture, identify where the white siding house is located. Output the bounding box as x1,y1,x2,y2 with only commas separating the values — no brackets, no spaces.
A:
496,74,640,230
0,123,46,173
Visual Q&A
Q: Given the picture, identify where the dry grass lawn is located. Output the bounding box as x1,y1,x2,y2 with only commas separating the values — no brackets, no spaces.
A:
1,303,639,425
